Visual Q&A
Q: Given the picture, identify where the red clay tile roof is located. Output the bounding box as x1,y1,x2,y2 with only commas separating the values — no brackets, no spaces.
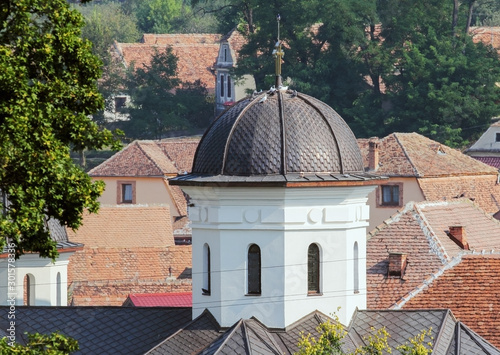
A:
159,137,200,174
114,34,222,92
470,27,500,52
127,292,192,307
89,139,199,177
418,175,500,214
367,199,500,310
67,205,174,248
358,133,498,177
472,156,500,169
401,254,500,348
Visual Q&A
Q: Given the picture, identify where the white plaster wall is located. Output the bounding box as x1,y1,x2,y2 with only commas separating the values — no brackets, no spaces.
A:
184,185,374,328
94,177,180,218
467,125,500,153
367,177,424,232
0,252,72,306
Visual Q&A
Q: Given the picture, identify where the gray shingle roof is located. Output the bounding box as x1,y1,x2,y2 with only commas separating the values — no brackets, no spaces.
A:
0,306,191,355
345,309,500,355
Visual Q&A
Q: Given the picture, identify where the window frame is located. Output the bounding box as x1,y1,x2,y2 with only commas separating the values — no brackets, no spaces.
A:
377,183,403,207
247,244,262,295
307,243,321,295
117,181,136,204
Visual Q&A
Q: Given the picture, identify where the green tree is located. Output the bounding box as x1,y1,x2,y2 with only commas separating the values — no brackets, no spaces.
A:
296,317,432,355
0,0,121,258
78,2,141,126
123,47,211,139
0,332,78,354
135,0,184,34
349,0,500,146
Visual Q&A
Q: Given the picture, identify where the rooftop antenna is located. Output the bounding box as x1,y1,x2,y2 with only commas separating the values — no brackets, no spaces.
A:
272,14,284,88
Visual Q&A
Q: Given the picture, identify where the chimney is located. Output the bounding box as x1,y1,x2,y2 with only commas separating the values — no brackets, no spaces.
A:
388,252,407,278
368,140,379,171
448,226,469,250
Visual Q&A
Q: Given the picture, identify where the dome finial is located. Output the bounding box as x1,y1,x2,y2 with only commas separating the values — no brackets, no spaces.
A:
273,14,284,87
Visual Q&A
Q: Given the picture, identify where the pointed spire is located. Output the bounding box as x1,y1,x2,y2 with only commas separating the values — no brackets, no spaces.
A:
273,14,284,87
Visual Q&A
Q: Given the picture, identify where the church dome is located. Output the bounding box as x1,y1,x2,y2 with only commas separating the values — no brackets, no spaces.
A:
173,88,378,186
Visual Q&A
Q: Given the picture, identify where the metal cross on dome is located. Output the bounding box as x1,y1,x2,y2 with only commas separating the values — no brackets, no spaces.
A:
272,14,284,87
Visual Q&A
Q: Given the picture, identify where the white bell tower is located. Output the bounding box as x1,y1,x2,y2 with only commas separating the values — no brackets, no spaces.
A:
172,84,381,328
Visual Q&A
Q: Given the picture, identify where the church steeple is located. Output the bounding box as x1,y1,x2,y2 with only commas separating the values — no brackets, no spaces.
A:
171,17,383,329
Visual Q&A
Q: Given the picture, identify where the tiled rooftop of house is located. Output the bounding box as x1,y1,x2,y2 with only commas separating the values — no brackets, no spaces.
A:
0,306,192,355
367,199,500,308
471,156,500,169
400,254,500,349
114,34,221,92
143,308,498,354
470,26,500,52
124,292,192,307
67,205,174,248
67,206,192,306
89,139,199,177
358,132,498,177
367,199,500,347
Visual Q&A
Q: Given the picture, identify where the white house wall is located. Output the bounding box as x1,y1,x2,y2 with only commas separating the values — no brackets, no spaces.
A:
0,252,72,306
184,185,374,328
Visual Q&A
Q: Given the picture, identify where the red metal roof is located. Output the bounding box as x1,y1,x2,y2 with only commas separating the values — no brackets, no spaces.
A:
127,292,192,307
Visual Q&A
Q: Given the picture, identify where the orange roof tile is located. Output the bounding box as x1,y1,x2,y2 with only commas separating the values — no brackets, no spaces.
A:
367,199,500,310
89,139,199,177
114,34,221,92
418,175,500,214
358,133,498,177
470,27,500,53
67,205,174,248
402,254,500,348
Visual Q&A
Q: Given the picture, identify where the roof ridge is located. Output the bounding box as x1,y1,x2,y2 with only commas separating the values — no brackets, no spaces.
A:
367,201,418,239
393,133,421,177
212,319,245,355
244,319,284,354
87,140,136,175
391,250,500,310
136,141,170,175
413,202,451,264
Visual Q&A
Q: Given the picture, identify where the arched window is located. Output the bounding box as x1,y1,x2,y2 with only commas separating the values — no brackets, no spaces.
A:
220,74,225,97
56,272,62,306
353,242,359,293
24,274,35,306
308,244,320,294
247,244,261,295
202,244,211,295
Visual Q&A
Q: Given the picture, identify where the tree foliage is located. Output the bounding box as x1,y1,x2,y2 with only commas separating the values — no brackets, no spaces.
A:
217,0,500,147
0,332,78,354
122,47,212,139
0,0,121,258
296,317,433,355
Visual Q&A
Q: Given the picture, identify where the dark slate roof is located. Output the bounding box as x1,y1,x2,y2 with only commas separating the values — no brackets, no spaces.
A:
146,310,221,355
344,309,500,355
172,89,384,186
0,306,191,355
146,309,329,355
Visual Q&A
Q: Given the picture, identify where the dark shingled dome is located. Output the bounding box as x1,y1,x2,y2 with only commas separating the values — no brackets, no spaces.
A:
172,89,380,186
